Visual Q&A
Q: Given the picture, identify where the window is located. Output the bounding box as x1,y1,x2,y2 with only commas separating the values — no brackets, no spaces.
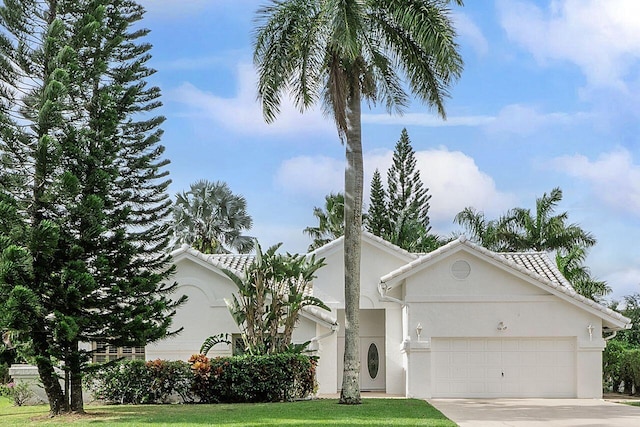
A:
92,342,145,363
231,334,246,356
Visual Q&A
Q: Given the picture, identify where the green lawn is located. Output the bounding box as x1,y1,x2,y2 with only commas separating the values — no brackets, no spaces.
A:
0,397,455,426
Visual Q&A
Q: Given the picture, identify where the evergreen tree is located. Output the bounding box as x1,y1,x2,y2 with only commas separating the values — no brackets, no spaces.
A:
365,170,389,237
366,129,442,252
0,0,183,414
0,0,74,414
387,128,432,234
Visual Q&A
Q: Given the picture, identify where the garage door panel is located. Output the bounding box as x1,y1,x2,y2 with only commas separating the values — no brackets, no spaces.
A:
468,351,486,366
468,340,486,351
452,352,468,365
557,352,575,366
452,340,469,351
502,340,520,351
486,340,502,351
502,352,521,366
432,338,576,398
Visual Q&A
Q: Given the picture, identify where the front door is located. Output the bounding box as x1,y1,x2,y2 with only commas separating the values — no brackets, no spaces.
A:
361,337,385,391
337,309,386,392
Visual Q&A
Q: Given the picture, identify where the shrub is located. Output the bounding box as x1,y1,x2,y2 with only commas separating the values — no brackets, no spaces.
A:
603,340,629,392
87,359,193,404
1,381,34,406
621,349,640,395
146,359,194,403
189,353,316,403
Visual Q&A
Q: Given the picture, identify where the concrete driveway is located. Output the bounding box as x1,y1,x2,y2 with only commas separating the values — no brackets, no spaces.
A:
428,398,640,427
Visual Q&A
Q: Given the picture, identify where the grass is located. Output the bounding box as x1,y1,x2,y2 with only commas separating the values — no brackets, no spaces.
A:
0,396,455,426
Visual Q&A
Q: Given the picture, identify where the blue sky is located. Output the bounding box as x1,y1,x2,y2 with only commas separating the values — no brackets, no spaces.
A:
137,0,640,300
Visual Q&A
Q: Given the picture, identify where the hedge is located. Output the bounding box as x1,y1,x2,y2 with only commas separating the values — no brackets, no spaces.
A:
189,353,316,403
87,353,317,404
86,359,193,404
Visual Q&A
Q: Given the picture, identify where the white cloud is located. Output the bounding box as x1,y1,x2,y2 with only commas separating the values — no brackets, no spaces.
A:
453,12,489,56
498,0,640,88
551,149,640,216
484,104,591,136
275,148,515,228
604,267,640,300
275,156,344,199
363,104,589,136
169,63,334,136
362,112,494,127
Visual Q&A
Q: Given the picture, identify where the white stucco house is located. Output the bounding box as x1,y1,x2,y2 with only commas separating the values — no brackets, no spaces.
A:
147,231,631,399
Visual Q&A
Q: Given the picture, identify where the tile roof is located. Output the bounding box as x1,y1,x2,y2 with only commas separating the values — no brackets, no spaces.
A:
500,252,572,289
380,236,630,327
171,244,254,275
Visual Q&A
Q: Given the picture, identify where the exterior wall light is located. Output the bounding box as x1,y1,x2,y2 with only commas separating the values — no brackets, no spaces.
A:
588,324,594,341
416,323,423,341
497,321,507,331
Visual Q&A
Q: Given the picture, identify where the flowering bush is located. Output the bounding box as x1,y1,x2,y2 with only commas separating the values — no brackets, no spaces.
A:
189,353,317,403
1,381,34,406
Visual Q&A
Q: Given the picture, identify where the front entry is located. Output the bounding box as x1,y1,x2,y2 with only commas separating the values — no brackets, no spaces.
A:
337,309,386,391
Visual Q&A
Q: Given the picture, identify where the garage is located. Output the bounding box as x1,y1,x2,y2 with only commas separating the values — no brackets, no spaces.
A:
431,337,576,398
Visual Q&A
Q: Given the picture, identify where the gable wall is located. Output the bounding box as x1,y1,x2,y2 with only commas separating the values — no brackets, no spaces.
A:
148,256,321,361
147,258,240,360
314,240,412,309
403,251,603,341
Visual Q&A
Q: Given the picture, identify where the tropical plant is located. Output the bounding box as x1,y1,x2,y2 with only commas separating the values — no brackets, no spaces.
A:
254,0,463,404
304,193,345,251
224,241,328,355
172,180,254,254
503,188,595,252
455,188,604,299
199,333,231,356
555,246,610,301
454,207,511,251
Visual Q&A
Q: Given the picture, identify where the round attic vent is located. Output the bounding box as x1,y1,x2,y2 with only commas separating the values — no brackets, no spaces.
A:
451,260,471,280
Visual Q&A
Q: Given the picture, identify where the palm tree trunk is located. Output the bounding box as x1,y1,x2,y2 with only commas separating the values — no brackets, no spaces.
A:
340,86,362,404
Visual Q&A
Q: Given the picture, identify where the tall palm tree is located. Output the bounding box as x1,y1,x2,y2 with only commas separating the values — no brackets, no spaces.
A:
503,188,595,252
304,193,345,251
254,0,463,403
172,180,254,254
555,245,611,301
454,207,512,251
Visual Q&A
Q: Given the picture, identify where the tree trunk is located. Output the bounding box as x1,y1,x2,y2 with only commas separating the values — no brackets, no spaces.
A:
69,342,85,413
33,331,69,415
340,87,363,404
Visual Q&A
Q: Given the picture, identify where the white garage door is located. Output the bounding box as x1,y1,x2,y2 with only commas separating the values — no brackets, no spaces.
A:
432,338,576,398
